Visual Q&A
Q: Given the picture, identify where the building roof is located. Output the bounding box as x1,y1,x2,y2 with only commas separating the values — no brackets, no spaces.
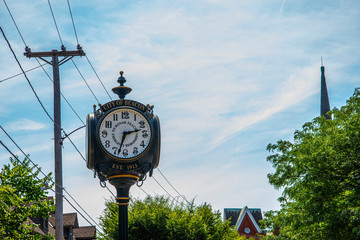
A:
234,206,262,234
27,218,47,237
73,226,96,239
224,207,263,226
49,212,79,228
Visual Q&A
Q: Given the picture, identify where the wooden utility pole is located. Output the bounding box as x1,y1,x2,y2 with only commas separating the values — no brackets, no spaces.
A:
25,46,85,240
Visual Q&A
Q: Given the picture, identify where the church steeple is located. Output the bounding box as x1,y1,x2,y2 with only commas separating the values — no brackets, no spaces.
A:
320,57,331,119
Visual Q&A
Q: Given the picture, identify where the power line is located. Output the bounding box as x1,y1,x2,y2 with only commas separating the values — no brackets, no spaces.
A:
157,168,191,205
3,19,86,169
152,176,181,205
71,59,100,104
62,196,109,240
138,186,150,196
2,20,172,223
0,140,107,239
0,63,47,83
2,1,85,126
0,125,107,237
63,188,105,235
85,55,113,101
1,26,54,123
2,0,26,46
64,0,113,101
47,0,63,46
33,57,86,125
16,7,87,237
66,0,79,45
46,0,102,105
48,0,105,105
0,125,51,183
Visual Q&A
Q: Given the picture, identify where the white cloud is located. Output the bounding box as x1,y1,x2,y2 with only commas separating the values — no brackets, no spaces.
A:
210,64,318,149
6,118,47,131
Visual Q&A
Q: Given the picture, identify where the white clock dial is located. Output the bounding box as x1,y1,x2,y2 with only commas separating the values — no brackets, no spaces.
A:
98,107,152,160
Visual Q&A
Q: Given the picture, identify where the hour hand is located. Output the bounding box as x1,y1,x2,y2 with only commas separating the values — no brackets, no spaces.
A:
127,129,141,135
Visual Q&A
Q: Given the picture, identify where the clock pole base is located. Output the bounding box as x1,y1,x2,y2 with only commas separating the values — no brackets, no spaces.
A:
108,174,139,240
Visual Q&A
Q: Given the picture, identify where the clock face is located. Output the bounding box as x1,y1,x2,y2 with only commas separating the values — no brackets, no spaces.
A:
97,107,152,160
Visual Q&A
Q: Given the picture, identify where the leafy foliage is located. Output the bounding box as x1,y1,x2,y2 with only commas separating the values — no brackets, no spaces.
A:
0,157,54,239
99,195,246,240
262,90,360,239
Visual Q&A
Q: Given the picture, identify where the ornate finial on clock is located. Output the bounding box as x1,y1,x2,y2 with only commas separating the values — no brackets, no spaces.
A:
112,71,132,100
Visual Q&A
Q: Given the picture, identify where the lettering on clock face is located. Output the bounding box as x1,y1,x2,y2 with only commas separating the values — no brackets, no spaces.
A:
98,108,152,159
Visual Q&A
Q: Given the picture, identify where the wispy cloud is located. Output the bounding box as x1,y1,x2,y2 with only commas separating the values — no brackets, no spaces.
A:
209,64,318,149
5,118,47,131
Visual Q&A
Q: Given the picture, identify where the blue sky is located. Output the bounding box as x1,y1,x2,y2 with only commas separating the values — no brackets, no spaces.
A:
1,0,359,228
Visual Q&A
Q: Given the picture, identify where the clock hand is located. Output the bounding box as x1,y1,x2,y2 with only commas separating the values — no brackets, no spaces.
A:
127,129,141,135
117,132,129,155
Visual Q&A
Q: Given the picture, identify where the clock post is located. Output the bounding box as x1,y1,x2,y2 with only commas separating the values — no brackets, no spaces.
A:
86,71,161,240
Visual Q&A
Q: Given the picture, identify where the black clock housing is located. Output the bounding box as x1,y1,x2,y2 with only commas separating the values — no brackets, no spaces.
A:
86,99,160,179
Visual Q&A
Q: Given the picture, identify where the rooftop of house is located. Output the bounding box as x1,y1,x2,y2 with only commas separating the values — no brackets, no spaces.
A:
49,212,79,228
224,207,263,226
73,226,96,240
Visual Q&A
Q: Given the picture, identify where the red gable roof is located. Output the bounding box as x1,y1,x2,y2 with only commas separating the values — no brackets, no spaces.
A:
234,206,264,238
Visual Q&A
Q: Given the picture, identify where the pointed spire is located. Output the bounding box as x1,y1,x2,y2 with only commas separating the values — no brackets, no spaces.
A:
320,57,331,119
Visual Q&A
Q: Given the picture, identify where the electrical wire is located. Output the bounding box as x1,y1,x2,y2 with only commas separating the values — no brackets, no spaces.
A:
0,141,108,239
63,188,105,234
65,0,113,101
71,59,100,104
48,0,106,105
0,125,107,237
2,6,88,182
152,176,181,205
34,57,86,125
138,186,150,196
62,196,109,240
2,0,86,126
0,63,47,83
1,26,54,123
47,0,63,46
0,126,51,182
85,55,113,101
2,0,26,46
0,141,50,187
66,0,79,45
157,168,191,205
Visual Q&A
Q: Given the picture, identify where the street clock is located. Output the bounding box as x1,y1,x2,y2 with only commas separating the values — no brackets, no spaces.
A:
86,71,161,240
86,71,160,184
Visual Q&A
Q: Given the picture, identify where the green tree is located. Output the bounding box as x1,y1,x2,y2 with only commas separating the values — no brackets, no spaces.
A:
99,195,246,240
262,90,360,239
0,157,54,239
